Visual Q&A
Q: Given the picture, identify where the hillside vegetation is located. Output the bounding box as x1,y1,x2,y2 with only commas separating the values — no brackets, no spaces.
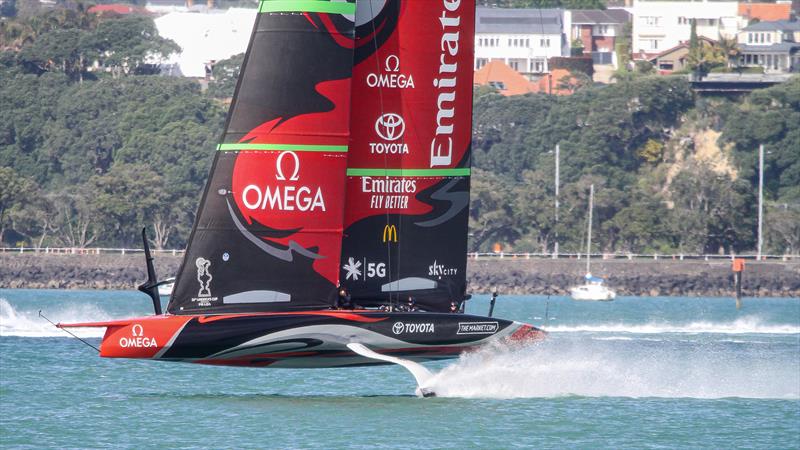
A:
0,9,798,255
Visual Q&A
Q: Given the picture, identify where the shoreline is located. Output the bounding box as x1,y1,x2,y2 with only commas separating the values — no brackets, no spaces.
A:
1,254,798,297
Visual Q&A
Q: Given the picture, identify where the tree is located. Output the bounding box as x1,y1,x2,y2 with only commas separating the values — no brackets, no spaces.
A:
82,16,179,77
207,52,244,99
0,167,34,243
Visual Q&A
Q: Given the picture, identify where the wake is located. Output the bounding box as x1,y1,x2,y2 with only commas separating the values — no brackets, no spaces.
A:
546,317,799,335
0,298,112,338
425,338,800,400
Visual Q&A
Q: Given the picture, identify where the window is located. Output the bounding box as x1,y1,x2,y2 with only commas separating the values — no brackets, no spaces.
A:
641,16,660,26
748,33,753,44
639,39,659,51
508,38,512,46
678,17,689,25
532,58,546,72
475,58,488,70
488,81,506,90
525,39,530,47
767,33,771,43
540,38,550,47
594,25,609,36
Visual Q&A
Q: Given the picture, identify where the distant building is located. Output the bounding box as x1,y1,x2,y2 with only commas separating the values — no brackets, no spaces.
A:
154,8,256,78
631,0,740,60
738,2,793,22
88,4,148,16
736,20,800,72
570,9,631,67
473,61,575,95
474,7,570,75
648,36,717,73
474,60,538,95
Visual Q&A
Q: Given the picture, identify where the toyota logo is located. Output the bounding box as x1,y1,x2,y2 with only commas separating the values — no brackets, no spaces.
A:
375,113,405,141
392,322,404,335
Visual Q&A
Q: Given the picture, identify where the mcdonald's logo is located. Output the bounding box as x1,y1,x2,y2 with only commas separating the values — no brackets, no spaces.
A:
382,225,398,243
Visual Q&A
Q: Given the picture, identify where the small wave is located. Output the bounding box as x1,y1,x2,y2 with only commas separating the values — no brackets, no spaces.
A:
546,317,799,335
0,298,111,338
426,339,800,400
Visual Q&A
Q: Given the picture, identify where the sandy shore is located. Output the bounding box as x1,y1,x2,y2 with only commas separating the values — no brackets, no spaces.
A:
1,253,797,297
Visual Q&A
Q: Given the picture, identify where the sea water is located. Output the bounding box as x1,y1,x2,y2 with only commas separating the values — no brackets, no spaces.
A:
1,289,798,449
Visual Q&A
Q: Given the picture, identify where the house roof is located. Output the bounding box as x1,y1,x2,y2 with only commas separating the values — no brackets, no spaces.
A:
737,3,792,22
88,4,147,15
476,7,564,35
530,68,575,95
570,9,631,25
473,60,537,96
738,42,800,53
742,19,800,32
647,36,716,62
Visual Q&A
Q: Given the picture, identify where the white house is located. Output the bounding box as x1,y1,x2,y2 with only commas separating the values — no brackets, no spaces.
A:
631,0,740,59
737,20,800,73
154,8,257,78
474,7,570,75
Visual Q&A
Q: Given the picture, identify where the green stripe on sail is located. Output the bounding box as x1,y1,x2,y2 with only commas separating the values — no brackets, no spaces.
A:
346,168,471,177
259,0,356,14
218,143,348,152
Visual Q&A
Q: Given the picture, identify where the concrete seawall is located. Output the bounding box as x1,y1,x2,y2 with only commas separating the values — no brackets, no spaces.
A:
1,254,798,297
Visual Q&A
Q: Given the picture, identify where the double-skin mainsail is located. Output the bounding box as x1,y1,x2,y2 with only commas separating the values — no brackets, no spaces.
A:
169,0,475,315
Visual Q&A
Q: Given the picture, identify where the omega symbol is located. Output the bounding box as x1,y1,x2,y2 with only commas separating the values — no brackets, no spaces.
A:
384,55,400,72
275,151,300,181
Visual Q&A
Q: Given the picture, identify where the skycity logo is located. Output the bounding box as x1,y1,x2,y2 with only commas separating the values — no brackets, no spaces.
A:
242,151,326,212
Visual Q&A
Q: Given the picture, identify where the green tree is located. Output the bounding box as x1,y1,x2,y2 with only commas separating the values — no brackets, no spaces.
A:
207,52,244,99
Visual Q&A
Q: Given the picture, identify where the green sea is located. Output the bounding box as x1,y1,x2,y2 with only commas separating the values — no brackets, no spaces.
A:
1,289,798,449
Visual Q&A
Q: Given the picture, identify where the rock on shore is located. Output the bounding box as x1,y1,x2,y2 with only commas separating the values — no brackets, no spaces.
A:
1,253,798,297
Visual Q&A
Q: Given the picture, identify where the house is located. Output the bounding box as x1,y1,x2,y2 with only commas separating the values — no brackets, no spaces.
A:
648,36,717,73
88,4,148,16
154,8,256,77
737,20,800,72
473,61,576,95
631,0,740,60
474,7,570,75
474,60,538,95
570,9,632,67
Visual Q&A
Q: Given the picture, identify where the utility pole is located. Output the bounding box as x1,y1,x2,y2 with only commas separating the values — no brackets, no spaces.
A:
553,144,560,259
757,144,764,261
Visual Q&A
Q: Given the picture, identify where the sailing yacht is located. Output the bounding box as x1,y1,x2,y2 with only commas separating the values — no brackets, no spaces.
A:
569,184,616,301
59,0,543,394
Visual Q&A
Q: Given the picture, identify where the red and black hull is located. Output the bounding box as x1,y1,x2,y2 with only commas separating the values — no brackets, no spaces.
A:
60,311,544,368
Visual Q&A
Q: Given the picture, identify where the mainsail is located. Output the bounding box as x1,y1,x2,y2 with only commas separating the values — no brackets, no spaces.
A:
340,0,476,312
168,0,475,315
168,0,358,314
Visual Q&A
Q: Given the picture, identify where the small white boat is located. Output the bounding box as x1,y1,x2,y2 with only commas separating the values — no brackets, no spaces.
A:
570,274,616,301
570,184,616,301
157,277,175,297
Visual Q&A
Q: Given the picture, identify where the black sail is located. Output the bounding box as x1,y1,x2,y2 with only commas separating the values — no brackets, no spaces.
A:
167,0,358,314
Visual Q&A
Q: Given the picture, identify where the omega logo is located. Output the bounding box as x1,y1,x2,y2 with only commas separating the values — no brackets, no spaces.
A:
275,151,300,181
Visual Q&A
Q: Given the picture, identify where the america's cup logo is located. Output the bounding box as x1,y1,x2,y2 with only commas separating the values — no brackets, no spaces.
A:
375,113,405,141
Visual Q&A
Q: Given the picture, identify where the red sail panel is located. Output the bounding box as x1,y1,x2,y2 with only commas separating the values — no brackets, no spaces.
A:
341,0,475,312
168,1,357,315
